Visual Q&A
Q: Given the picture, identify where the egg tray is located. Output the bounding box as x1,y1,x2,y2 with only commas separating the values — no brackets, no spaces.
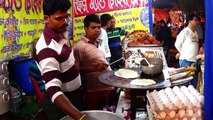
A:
146,91,204,120
146,104,204,120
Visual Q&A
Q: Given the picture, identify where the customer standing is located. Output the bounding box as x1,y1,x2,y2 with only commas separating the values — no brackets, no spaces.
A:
98,14,112,63
175,13,199,87
73,14,114,110
157,19,172,65
195,17,204,48
35,0,86,120
107,16,129,70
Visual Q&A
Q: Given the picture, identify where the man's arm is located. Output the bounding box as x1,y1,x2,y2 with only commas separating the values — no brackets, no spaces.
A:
37,48,84,120
54,94,84,120
175,31,185,52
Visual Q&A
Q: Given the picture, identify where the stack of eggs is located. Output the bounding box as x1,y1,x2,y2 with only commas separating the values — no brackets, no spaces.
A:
146,85,204,120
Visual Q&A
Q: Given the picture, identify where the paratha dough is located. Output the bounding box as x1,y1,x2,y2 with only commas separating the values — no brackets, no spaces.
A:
130,79,156,86
114,69,139,79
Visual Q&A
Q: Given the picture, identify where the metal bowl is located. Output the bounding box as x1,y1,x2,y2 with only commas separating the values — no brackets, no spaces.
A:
61,110,125,120
140,58,163,76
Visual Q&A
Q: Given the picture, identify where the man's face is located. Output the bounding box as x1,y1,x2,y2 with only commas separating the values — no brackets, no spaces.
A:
84,22,101,40
190,17,199,27
44,11,69,33
110,18,116,29
106,19,112,29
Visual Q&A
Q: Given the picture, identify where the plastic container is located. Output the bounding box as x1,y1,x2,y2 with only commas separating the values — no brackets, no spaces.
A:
8,56,35,95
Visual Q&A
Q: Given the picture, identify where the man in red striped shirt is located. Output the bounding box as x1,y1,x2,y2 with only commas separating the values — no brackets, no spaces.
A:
35,0,86,119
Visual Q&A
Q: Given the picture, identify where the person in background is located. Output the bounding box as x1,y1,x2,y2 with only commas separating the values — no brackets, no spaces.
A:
107,16,129,70
156,19,172,65
73,14,114,110
175,13,199,87
195,17,204,48
196,44,205,60
67,13,73,40
35,0,86,120
98,14,112,63
152,21,160,38
196,44,205,94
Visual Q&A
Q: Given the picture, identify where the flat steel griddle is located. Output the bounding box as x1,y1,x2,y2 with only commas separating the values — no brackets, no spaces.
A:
99,71,171,89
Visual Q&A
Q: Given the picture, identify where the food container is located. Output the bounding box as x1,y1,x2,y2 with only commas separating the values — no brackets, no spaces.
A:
0,90,10,115
0,61,8,76
140,58,163,76
61,110,125,120
0,75,9,90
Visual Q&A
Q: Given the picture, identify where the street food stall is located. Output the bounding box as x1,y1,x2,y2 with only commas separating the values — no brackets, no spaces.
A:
99,30,204,120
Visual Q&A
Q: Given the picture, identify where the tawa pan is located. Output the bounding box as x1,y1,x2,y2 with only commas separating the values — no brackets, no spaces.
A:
99,71,171,90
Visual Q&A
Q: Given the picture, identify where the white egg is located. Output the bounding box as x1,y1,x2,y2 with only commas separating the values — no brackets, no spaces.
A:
190,96,199,106
181,86,188,91
172,97,181,107
188,86,196,93
177,92,186,99
186,93,194,99
167,92,175,97
191,117,197,120
198,95,204,104
186,109,194,116
195,92,202,98
162,97,170,103
158,91,166,96
173,86,180,93
181,97,190,107
168,94,176,100
178,109,186,117
159,111,166,119
188,85,195,89
165,87,172,93
163,99,171,108
181,87,190,93
164,100,171,108
160,94,168,100
168,110,176,118
183,117,188,120
197,109,202,116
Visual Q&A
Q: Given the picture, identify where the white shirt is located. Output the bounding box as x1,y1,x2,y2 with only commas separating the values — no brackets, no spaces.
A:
98,28,111,59
175,27,199,62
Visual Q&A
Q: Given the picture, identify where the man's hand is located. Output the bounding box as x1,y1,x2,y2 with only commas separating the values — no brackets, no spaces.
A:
175,53,180,59
95,62,109,71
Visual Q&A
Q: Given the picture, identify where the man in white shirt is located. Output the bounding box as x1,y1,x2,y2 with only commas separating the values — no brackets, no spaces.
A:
175,13,199,87
98,14,112,63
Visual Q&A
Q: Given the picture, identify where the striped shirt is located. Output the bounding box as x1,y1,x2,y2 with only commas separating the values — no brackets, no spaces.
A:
107,27,127,48
107,27,127,56
36,25,81,102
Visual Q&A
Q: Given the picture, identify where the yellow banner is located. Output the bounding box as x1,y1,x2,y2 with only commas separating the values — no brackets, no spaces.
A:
73,7,150,42
0,0,44,60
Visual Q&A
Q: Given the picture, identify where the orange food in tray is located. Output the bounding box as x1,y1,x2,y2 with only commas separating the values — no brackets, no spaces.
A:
128,30,161,46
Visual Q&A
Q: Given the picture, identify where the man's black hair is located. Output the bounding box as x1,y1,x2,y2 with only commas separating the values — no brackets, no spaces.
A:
100,14,112,27
159,19,166,24
83,14,101,27
43,0,71,16
186,13,198,26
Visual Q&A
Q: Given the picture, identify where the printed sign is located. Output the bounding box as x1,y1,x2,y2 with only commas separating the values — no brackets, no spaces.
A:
73,0,151,42
0,0,44,60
